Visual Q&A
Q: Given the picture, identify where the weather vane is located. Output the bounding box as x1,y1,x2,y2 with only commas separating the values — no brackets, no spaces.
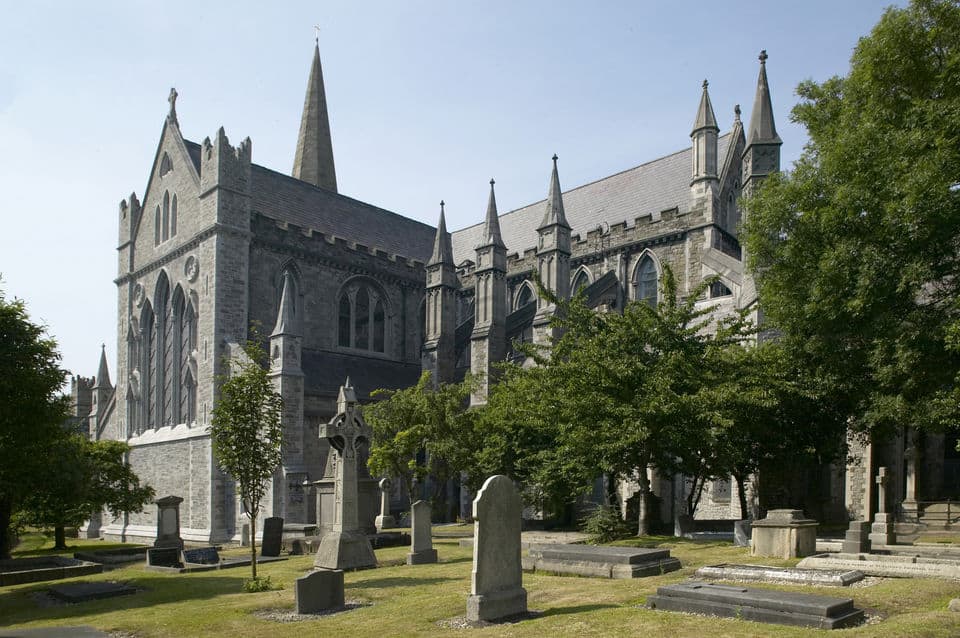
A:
314,24,321,43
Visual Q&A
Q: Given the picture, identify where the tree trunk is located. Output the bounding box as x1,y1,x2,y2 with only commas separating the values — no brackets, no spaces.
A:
54,525,67,550
734,471,749,520
636,467,651,536
250,511,258,581
0,499,13,560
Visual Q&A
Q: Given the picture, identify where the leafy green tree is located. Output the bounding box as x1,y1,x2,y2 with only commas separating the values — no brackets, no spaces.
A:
0,287,72,559
742,0,960,439
210,339,283,581
366,372,474,519
19,436,155,550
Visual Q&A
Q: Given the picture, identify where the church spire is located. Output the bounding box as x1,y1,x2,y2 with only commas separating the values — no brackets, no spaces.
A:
478,179,505,249
272,270,298,336
292,40,338,192
428,201,454,266
692,79,718,134
539,155,570,230
746,50,781,146
94,344,111,389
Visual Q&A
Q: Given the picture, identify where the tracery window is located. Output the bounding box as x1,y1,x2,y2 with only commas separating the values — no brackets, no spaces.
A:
634,255,658,307
337,280,387,353
515,282,534,310
154,191,178,246
571,270,590,296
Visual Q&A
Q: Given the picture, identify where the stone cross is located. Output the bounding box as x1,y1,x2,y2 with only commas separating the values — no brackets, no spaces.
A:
167,87,178,124
375,477,396,531
875,466,889,514
313,378,376,570
466,475,527,622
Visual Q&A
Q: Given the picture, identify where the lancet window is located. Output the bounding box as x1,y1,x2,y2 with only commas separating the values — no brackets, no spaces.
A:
633,255,658,307
337,279,387,353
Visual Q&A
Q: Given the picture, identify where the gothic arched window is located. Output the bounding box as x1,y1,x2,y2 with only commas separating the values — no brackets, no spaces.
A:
179,300,197,424
572,270,590,296
140,302,155,432
515,282,534,310
634,256,658,307
337,280,387,353
154,206,161,246
162,192,170,242
170,194,178,238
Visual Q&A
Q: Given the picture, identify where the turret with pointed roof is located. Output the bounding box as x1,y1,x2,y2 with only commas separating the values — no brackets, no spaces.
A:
743,50,782,195
534,155,571,346
691,79,720,185
292,41,338,192
423,202,459,386
471,180,507,405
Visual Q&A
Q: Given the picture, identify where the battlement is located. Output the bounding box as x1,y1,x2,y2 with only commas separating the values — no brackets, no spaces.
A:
200,127,252,194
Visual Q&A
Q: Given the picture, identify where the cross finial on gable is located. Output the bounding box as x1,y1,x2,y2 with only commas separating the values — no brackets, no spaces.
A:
759,49,768,64
168,87,179,125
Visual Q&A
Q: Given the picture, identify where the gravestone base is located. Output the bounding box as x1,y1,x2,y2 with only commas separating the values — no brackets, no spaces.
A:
407,548,438,565
869,513,895,547
314,530,377,571
842,521,872,554
466,586,528,622
295,569,344,614
647,581,863,629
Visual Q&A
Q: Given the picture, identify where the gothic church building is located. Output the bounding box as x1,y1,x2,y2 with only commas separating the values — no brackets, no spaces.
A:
75,43,911,543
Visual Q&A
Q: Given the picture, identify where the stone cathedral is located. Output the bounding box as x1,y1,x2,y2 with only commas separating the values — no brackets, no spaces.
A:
71,44,948,544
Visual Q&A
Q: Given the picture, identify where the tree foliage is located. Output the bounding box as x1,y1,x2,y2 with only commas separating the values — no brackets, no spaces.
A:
366,372,474,518
19,436,155,550
742,0,960,438
0,287,72,558
210,339,283,580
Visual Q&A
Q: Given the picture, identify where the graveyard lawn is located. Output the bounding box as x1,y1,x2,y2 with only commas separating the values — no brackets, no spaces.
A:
2,536,960,637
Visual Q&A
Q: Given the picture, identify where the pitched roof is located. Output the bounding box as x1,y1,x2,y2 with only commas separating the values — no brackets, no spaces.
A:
450,135,731,264
301,349,423,400
250,164,436,262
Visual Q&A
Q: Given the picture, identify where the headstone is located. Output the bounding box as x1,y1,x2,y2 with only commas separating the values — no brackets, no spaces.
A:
375,478,397,531
153,495,184,549
869,467,895,547
733,519,752,547
182,547,220,565
751,509,817,559
314,379,377,570
146,547,181,568
841,520,872,554
647,581,864,629
466,475,527,622
949,598,960,613
295,569,345,614
407,500,437,565
261,517,284,557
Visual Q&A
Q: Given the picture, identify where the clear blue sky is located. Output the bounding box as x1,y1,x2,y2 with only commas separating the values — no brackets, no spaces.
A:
0,0,900,381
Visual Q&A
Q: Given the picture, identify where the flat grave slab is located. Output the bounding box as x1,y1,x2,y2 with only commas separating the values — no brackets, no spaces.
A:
74,548,147,565
696,563,865,586
0,626,109,637
798,552,960,580
48,581,137,603
647,581,864,629
525,544,681,579
182,546,220,565
0,557,102,587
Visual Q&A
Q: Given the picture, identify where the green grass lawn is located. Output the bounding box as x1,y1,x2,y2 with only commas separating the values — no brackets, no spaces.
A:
2,533,960,637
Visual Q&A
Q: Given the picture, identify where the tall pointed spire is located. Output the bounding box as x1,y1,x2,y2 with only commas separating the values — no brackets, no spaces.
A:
692,79,718,134
479,179,505,249
272,270,298,336
292,40,338,192
429,201,454,266
747,50,781,146
539,154,570,229
94,344,111,389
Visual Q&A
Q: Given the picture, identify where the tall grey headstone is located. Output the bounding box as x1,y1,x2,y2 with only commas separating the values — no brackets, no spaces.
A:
407,499,437,564
295,569,345,614
375,477,397,531
314,379,377,570
466,475,527,622
261,517,284,557
154,495,184,549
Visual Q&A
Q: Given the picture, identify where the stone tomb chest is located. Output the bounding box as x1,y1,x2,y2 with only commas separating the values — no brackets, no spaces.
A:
751,509,817,559
524,544,681,579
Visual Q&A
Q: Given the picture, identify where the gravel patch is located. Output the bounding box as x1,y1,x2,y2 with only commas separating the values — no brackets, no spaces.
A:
436,611,543,629
253,600,369,623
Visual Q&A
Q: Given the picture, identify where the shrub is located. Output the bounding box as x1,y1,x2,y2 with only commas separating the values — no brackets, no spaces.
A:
580,505,630,543
242,575,280,593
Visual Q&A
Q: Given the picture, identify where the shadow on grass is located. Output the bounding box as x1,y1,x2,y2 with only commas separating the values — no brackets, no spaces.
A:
14,543,148,558
0,574,250,626
349,575,459,589
541,603,620,617
439,556,472,566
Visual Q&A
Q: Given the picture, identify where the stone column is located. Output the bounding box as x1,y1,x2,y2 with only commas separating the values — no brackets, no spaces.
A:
869,467,895,547
375,478,397,531
902,430,919,523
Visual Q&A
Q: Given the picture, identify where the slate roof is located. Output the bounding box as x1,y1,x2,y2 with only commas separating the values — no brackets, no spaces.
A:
449,135,731,264
182,139,436,263
301,349,423,400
